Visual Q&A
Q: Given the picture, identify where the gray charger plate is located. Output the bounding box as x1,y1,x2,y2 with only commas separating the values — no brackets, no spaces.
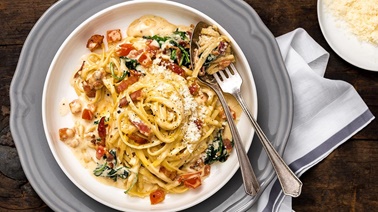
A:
10,0,293,211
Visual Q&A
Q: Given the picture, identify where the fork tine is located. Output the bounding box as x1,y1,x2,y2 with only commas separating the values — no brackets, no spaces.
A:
213,71,222,82
218,69,228,80
228,63,243,80
225,66,234,75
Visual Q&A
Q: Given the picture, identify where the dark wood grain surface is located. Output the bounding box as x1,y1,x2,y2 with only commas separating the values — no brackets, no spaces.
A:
1,0,377,211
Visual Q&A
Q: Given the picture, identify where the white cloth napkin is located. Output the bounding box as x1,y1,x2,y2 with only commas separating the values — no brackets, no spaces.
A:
250,28,375,212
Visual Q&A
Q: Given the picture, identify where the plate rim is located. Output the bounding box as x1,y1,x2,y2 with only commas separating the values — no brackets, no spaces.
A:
41,1,258,211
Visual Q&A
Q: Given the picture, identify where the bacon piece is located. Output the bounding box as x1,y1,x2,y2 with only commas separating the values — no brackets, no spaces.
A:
129,117,152,137
86,34,104,51
69,99,82,114
115,75,140,93
160,60,185,77
59,128,76,141
128,132,148,144
83,83,96,98
203,165,211,177
130,89,144,102
223,138,233,153
106,29,122,43
194,119,203,130
87,71,104,90
82,71,104,98
189,81,200,96
159,166,177,181
119,90,143,108
74,61,85,78
119,97,129,108
98,117,107,140
219,106,236,120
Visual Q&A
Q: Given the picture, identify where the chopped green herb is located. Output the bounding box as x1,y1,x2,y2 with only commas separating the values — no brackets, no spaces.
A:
173,29,188,40
120,57,139,70
110,62,128,81
143,35,169,47
93,149,130,182
204,130,233,164
171,49,177,61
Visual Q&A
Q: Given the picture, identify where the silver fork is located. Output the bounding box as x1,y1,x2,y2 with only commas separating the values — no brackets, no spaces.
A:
196,74,260,197
214,63,303,197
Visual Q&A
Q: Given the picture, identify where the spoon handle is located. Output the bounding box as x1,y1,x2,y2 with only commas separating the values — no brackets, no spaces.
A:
234,91,302,197
212,84,260,196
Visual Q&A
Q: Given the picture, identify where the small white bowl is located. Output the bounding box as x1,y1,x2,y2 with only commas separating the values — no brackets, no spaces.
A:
42,1,258,211
318,0,378,71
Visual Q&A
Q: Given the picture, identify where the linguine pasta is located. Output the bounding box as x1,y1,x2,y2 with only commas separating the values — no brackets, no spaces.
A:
58,15,238,205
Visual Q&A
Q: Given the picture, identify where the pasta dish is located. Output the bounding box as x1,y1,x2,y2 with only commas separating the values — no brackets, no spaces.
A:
58,15,238,205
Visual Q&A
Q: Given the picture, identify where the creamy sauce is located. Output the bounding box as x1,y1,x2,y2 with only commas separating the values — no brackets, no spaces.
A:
128,15,177,37
59,98,70,116
128,15,192,37
224,94,242,140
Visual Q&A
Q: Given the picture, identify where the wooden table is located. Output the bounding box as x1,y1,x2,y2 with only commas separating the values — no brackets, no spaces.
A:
1,0,377,211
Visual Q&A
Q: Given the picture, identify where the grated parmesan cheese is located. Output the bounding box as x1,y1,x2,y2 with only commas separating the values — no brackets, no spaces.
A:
324,0,378,45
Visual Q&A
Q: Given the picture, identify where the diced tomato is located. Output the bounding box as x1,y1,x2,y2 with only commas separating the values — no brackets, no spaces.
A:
96,145,105,160
146,40,159,56
138,53,152,67
178,172,202,189
150,188,165,205
82,108,94,120
179,172,202,189
116,43,135,57
183,176,201,189
115,75,140,93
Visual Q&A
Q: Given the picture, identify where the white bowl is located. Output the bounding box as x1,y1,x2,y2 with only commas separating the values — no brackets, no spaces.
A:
317,0,378,71
42,1,258,211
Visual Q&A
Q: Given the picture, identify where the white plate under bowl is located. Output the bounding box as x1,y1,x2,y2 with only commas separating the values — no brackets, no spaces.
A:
42,1,257,211
317,0,378,71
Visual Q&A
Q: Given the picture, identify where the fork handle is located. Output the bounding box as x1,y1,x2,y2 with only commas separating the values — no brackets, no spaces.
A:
212,84,260,196
233,91,302,197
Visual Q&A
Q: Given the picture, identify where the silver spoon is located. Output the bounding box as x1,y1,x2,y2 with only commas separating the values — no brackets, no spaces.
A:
190,21,260,196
